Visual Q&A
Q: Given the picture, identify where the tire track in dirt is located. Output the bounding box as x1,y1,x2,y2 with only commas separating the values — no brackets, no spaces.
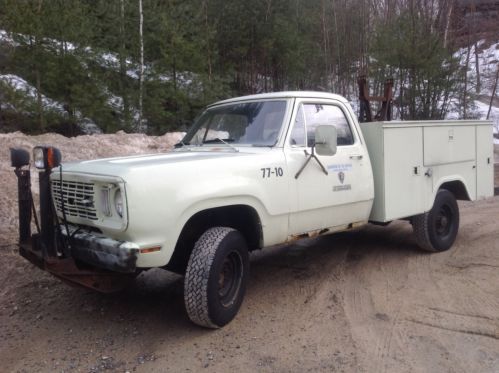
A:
398,199,499,372
340,223,414,373
340,204,499,373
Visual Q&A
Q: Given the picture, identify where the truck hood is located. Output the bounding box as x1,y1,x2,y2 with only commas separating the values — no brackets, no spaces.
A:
58,147,269,178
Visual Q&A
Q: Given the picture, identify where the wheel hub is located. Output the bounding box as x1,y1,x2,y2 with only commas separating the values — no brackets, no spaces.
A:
218,251,242,307
436,207,452,236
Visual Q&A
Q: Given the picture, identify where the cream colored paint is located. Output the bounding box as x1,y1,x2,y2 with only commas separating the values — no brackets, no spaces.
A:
51,93,494,268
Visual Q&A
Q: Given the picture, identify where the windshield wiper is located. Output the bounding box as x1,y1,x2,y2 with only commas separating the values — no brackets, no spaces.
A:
203,138,235,143
174,140,190,148
203,138,239,152
252,138,279,148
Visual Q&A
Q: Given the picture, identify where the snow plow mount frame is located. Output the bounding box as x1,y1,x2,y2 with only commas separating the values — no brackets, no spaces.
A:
12,155,136,293
19,238,136,293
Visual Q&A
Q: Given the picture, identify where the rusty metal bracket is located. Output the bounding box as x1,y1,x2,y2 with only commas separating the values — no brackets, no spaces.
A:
45,257,136,293
358,76,393,122
19,240,137,293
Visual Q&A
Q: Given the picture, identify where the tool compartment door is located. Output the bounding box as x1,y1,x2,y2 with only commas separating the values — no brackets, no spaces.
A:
423,125,477,200
476,124,494,199
383,126,428,220
423,125,476,166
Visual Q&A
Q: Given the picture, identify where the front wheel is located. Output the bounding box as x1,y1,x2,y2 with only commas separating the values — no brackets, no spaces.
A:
412,189,460,252
184,227,249,328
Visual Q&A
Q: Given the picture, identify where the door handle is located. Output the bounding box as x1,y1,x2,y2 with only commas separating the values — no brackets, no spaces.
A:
349,154,363,160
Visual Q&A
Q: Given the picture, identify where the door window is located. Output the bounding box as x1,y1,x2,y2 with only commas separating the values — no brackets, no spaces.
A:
289,105,306,146
290,103,354,147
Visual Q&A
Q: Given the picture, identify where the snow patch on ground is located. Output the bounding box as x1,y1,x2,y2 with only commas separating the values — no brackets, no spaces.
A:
0,74,66,112
0,29,17,46
454,41,499,97
0,28,199,87
95,52,139,79
0,74,101,134
474,100,499,123
1,28,200,132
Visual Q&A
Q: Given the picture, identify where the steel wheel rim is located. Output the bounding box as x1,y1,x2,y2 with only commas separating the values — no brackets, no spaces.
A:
218,251,243,308
435,205,453,237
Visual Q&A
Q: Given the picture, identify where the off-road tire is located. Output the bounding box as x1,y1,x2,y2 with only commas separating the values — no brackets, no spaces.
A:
413,189,459,252
184,227,249,328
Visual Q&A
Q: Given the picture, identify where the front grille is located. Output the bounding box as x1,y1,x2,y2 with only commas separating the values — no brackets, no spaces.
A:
52,180,98,221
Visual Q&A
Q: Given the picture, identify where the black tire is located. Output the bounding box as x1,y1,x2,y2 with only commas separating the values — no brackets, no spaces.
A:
413,189,460,252
184,227,249,328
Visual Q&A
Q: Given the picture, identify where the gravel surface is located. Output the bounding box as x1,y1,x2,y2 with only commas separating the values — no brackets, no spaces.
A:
1,134,498,372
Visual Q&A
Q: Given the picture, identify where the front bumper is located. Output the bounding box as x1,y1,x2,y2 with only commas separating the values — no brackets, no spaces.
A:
60,225,139,273
19,226,139,293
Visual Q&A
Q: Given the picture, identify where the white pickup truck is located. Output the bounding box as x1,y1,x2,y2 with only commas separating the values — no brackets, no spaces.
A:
11,91,494,328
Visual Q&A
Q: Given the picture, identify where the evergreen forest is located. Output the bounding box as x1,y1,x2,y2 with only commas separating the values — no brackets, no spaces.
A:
0,0,497,135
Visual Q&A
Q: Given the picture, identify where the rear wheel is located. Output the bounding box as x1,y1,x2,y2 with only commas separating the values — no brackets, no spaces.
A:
413,189,459,252
184,227,249,328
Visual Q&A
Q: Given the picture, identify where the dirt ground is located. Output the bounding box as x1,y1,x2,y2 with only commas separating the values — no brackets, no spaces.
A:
1,134,498,373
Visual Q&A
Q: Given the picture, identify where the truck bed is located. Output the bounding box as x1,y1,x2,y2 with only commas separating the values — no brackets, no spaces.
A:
360,120,494,223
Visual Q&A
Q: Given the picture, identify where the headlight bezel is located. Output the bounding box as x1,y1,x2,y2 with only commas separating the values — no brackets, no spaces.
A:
98,184,125,219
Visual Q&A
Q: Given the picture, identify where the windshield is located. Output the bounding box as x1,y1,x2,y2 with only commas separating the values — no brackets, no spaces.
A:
181,100,287,147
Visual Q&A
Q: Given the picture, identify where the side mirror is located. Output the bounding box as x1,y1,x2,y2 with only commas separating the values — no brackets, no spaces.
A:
314,125,337,156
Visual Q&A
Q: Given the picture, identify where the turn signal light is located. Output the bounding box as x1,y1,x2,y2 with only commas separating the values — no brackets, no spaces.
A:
139,246,161,254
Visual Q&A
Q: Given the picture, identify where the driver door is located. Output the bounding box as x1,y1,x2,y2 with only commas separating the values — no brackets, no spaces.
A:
285,99,373,235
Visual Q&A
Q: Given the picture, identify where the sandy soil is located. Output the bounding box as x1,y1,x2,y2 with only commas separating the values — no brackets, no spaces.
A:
1,134,498,372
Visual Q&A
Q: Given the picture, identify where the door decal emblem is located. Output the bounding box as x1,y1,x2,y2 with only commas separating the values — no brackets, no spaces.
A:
338,171,345,184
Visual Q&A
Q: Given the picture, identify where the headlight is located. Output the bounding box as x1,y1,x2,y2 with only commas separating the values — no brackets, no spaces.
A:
114,189,124,217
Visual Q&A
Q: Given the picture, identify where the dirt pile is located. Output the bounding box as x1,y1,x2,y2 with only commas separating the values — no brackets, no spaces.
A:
0,131,184,244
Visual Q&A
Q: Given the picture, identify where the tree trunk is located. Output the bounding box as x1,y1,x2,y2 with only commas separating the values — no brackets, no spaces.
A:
487,64,499,120
463,43,471,119
138,0,145,132
35,67,44,132
321,0,329,90
203,0,212,83
399,69,404,120
330,0,341,93
35,0,44,132
474,41,481,94
119,0,131,130
443,0,453,48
